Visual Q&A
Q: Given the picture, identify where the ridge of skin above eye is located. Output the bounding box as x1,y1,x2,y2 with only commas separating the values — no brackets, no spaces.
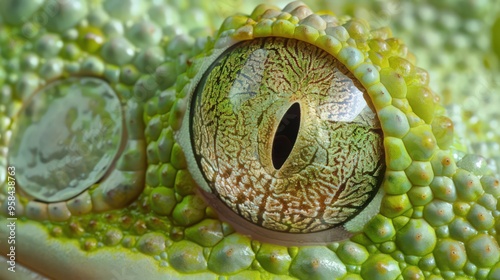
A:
0,0,499,279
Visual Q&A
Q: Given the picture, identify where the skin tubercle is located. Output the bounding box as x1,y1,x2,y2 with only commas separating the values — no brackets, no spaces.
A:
0,1,499,279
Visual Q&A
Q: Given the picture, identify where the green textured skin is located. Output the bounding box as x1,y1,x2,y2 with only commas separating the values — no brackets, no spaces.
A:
0,1,499,279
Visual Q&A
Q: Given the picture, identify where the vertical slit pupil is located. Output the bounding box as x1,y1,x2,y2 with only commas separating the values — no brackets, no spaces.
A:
272,102,301,170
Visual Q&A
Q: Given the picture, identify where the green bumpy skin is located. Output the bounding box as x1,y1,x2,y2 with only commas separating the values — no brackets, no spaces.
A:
0,0,499,279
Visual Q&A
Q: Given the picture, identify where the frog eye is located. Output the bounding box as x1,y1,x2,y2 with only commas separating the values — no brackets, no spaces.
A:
181,37,385,243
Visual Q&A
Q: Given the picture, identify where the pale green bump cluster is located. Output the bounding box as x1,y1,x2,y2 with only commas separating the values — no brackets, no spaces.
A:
0,1,499,279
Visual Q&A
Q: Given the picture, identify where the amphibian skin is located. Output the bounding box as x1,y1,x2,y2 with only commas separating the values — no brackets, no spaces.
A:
0,0,499,279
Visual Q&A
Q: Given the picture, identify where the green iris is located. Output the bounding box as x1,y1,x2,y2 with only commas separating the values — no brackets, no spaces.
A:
186,37,385,236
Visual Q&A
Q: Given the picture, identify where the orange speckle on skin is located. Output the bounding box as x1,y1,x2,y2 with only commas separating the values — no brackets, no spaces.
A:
415,233,422,241
376,262,390,274
486,245,492,253
226,248,234,257
312,259,320,269
394,205,404,211
420,172,430,182
449,247,459,262
467,180,474,188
